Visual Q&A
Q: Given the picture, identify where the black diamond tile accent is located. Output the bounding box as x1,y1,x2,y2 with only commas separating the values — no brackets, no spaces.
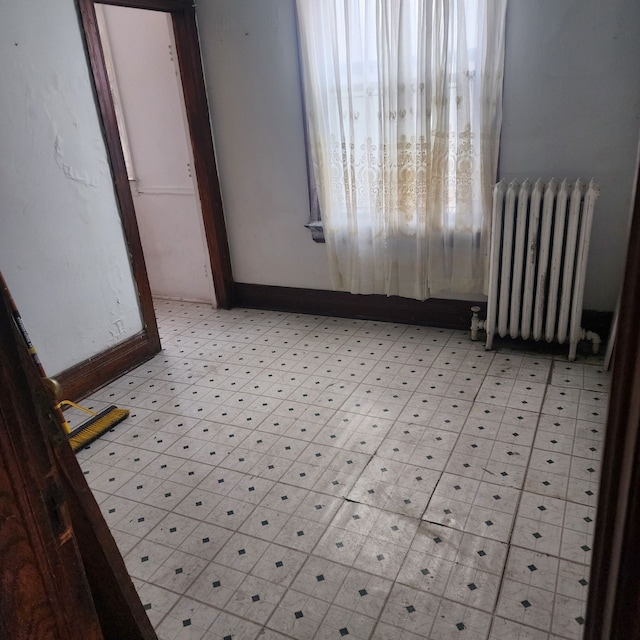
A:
532,532,542,539
175,568,183,575
576,616,585,625
359,589,368,596
579,578,588,586
376,554,385,561
212,580,221,588
434,537,442,544
528,564,537,572
477,550,486,557
456,622,465,631
143,603,152,611
581,545,591,552
182,619,191,627
421,568,431,575
543,481,550,486
467,583,477,591
521,600,531,608
297,530,304,537
336,542,344,549
141,556,149,563
316,574,325,582
275,561,284,568
294,611,304,619
261,520,269,526
485,520,494,526
252,594,260,602
169,527,177,533
202,537,210,544
406,605,416,613
238,548,246,555
340,629,349,636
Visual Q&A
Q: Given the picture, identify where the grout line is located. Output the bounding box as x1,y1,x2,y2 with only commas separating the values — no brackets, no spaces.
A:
83,301,604,640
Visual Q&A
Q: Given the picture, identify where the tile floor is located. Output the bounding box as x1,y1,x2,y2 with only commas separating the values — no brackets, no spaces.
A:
73,298,610,640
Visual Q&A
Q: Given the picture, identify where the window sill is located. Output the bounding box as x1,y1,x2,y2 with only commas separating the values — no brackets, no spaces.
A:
304,221,325,243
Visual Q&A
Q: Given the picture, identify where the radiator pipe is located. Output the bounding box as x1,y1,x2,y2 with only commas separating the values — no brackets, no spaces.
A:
580,330,602,355
470,306,485,342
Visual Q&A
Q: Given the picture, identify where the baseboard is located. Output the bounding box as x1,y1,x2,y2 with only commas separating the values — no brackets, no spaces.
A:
55,331,160,401
234,283,614,340
233,283,486,330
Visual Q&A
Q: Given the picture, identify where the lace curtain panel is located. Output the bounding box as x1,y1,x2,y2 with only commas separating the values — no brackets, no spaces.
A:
296,0,508,300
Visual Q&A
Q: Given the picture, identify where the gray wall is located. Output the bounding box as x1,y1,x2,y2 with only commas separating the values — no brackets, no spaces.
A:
499,0,640,311
0,0,143,374
198,0,640,311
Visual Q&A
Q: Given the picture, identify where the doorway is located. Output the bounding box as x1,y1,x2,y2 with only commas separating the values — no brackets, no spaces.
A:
77,0,234,362
96,4,215,305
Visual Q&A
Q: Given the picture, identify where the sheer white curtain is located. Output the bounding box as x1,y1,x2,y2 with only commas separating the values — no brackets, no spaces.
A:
296,0,507,300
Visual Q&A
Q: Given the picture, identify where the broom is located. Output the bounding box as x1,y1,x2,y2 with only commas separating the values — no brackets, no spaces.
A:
1,272,129,452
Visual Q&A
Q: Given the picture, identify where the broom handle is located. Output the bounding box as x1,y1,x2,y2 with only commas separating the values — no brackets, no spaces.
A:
0,271,71,434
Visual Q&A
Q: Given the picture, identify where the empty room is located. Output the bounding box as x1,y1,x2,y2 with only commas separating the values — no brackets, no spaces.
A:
1,1,640,639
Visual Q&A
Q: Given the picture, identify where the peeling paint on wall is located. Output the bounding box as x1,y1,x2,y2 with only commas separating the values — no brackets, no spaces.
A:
0,0,143,375
53,134,98,187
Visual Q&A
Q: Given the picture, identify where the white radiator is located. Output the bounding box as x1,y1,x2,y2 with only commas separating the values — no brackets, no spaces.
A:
471,178,601,360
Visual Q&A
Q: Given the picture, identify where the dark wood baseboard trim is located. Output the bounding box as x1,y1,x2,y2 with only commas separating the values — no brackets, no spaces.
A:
233,283,485,330
55,331,159,401
234,283,615,339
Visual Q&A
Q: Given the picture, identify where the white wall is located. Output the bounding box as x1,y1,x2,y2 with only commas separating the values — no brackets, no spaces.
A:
197,0,640,311
101,5,214,303
499,0,640,311
197,0,333,291
0,0,142,375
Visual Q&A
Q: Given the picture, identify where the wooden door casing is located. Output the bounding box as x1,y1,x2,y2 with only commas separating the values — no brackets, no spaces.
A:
0,273,157,640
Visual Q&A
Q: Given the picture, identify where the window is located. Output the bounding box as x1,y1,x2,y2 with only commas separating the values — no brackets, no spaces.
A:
296,0,507,300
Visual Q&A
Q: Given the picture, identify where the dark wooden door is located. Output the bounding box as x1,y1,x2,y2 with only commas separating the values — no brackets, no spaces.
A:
0,276,157,640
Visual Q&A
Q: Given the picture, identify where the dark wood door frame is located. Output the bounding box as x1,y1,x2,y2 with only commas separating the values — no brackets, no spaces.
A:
585,151,640,639
76,0,234,321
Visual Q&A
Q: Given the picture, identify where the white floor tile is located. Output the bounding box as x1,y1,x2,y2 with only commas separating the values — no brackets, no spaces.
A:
79,299,609,640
